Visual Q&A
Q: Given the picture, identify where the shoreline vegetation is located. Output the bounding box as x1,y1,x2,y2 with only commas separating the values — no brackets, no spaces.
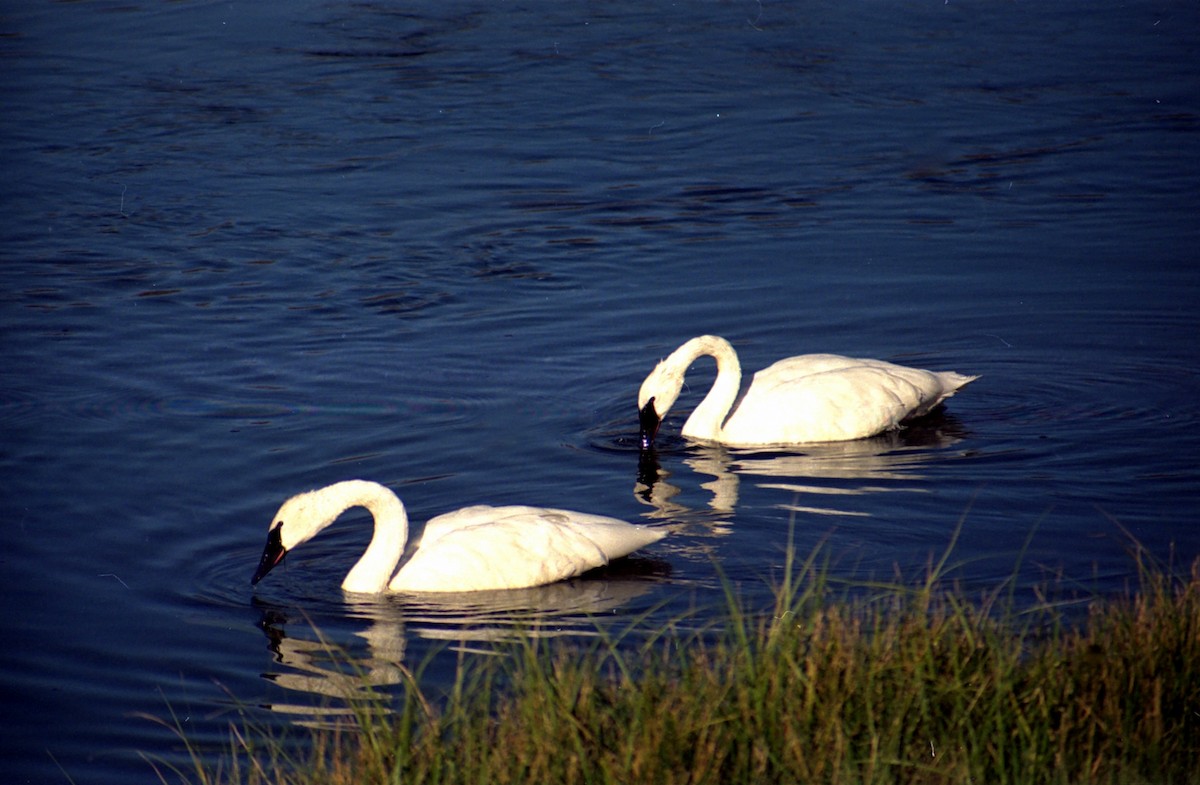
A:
163,537,1199,785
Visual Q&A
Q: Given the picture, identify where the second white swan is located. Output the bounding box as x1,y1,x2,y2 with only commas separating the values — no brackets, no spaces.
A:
638,335,977,448
250,480,666,593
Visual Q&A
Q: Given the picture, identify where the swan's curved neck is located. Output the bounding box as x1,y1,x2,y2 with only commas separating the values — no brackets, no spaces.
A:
323,481,410,593
675,335,742,440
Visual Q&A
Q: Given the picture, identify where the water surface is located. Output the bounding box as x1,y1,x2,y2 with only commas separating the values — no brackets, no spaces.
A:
2,2,1198,782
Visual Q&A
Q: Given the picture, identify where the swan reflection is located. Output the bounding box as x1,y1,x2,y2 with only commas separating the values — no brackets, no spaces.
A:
636,415,969,520
398,575,660,641
254,571,662,726
257,609,408,728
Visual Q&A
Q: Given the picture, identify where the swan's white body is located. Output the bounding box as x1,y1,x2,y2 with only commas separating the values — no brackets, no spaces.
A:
251,480,666,594
638,335,977,448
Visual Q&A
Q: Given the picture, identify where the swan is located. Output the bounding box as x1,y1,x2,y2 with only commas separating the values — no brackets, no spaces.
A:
250,480,666,593
638,335,977,448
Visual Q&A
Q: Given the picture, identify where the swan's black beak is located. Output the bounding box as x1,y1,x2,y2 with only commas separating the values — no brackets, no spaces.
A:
639,397,661,451
251,522,287,586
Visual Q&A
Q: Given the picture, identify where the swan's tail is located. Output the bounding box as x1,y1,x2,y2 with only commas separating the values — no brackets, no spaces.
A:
936,371,979,403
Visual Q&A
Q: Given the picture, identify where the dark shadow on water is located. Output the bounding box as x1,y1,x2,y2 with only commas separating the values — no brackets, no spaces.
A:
589,404,971,455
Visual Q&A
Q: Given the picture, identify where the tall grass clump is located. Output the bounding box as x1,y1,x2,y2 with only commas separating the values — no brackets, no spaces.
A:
176,541,1200,785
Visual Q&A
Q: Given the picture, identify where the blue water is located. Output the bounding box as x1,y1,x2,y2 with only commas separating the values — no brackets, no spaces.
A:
3,1,1198,782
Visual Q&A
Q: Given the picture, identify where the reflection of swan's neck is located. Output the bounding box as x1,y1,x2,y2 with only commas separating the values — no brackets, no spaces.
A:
322,480,410,593
677,335,742,441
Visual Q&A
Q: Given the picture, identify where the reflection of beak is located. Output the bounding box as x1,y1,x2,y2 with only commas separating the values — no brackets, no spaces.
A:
638,397,661,451
251,523,288,586
636,447,661,488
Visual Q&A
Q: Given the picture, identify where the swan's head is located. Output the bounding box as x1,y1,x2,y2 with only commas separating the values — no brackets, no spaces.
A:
637,358,684,450
251,522,287,585
250,485,350,586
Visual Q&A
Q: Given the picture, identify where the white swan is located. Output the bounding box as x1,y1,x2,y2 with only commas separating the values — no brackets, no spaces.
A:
638,335,977,448
250,480,666,593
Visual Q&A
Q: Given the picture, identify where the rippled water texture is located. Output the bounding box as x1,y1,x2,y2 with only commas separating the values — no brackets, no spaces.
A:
2,2,1198,782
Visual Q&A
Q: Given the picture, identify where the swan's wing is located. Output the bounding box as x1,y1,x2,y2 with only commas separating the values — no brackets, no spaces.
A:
390,506,665,593
414,505,494,548
723,355,975,445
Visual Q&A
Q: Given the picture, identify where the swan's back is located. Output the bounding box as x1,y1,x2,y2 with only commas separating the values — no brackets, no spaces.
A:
389,506,665,593
716,354,977,446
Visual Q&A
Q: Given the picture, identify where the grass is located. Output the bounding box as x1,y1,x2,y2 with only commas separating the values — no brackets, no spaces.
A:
159,536,1200,785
